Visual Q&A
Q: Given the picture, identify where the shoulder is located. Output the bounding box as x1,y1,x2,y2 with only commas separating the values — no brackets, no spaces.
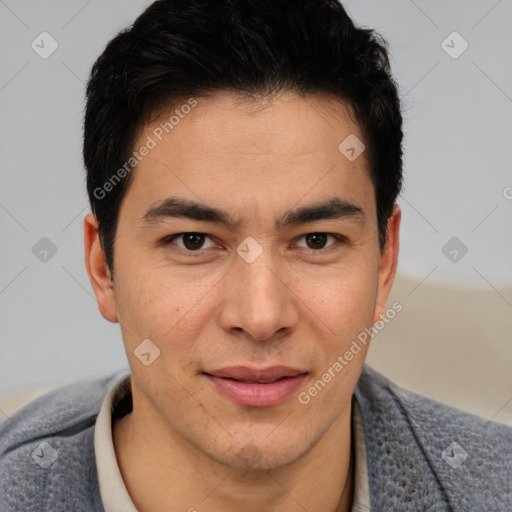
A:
355,364,512,511
0,370,128,512
356,364,512,444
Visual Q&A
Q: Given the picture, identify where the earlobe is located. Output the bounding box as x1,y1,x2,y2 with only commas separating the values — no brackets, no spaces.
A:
83,213,119,323
373,204,401,324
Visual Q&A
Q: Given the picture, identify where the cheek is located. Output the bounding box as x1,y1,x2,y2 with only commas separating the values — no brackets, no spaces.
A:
300,273,376,403
296,261,378,332
113,261,220,348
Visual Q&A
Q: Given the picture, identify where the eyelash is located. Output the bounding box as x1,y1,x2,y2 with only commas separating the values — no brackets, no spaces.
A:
163,232,347,256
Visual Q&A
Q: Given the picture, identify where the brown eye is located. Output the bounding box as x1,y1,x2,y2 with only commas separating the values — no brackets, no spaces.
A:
167,233,216,251
183,233,204,250
305,233,329,249
296,233,342,251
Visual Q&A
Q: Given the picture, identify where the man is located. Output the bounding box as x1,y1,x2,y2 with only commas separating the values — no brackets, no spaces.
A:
1,0,511,510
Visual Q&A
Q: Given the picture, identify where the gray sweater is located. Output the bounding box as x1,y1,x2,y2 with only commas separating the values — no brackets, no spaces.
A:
1,365,511,511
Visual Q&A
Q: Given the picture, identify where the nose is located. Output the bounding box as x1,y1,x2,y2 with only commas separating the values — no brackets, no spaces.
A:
218,245,299,342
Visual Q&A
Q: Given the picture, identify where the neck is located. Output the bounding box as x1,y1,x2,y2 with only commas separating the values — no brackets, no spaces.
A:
113,396,355,512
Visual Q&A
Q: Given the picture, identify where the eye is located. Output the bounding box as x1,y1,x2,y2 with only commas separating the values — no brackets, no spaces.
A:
166,232,218,252
294,233,345,251
164,232,347,255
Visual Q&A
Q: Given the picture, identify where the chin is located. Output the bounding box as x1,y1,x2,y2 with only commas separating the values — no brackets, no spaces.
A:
207,433,312,472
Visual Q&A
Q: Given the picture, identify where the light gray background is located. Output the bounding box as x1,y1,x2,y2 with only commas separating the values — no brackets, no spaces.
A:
1,1,511,396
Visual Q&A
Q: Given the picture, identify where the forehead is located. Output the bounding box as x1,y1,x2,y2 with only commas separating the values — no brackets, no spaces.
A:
122,90,374,225
147,91,366,157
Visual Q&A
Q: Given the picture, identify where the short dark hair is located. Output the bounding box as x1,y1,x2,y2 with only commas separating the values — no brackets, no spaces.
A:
83,0,403,275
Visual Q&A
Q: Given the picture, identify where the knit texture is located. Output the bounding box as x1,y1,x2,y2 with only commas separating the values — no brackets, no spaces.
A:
1,366,511,511
354,366,512,511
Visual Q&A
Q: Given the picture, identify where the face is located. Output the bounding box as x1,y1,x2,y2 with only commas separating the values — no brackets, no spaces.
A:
85,90,400,471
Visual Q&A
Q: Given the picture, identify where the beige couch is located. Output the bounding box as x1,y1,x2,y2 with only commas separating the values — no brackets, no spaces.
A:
366,273,512,427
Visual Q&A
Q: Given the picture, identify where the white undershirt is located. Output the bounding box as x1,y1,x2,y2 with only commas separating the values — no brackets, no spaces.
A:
94,374,371,511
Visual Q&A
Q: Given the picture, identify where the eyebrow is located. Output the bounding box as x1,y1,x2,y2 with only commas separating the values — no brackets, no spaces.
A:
141,196,366,230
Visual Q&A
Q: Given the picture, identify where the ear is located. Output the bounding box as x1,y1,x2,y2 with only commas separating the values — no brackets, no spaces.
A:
84,213,119,323
373,204,401,323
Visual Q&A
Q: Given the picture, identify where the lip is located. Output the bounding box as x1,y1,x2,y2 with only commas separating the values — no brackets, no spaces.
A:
203,366,308,407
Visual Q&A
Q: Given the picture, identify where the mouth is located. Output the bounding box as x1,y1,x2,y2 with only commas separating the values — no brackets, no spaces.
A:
203,366,308,407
